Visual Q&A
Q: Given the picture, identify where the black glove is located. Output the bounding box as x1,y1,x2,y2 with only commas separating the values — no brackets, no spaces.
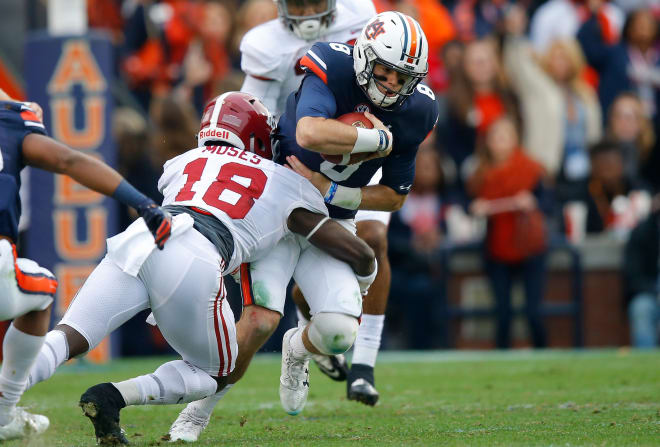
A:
137,202,172,250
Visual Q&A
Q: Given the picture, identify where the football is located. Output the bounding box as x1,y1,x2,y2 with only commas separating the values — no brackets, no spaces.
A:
321,112,375,165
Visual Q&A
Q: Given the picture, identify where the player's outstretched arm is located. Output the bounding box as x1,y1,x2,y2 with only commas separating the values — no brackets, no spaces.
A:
22,133,172,249
287,208,375,277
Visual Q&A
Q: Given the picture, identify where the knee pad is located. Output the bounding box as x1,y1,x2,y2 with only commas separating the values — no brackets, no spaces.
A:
152,360,218,404
307,312,359,355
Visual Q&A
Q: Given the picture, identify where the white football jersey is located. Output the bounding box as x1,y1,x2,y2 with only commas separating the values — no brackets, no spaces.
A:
240,0,376,118
158,145,327,274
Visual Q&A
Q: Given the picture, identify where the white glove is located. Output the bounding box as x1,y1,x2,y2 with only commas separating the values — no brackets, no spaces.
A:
355,259,378,296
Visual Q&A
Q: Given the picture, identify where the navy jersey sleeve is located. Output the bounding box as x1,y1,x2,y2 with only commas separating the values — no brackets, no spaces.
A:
380,148,416,195
0,102,48,143
295,74,337,121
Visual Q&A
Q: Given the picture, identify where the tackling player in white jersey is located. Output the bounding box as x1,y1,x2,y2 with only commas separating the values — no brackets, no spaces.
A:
22,93,377,445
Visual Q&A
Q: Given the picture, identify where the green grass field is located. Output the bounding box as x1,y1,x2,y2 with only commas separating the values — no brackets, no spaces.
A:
7,350,660,446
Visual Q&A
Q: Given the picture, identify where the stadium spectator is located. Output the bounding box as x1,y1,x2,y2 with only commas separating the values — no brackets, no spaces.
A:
467,116,550,349
149,93,200,167
502,6,601,190
440,38,519,198
564,140,648,236
530,0,623,53
388,145,447,349
605,92,656,181
578,7,660,120
121,0,236,112
623,196,660,348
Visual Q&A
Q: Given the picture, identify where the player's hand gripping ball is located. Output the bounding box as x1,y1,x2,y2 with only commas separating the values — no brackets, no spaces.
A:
322,112,375,165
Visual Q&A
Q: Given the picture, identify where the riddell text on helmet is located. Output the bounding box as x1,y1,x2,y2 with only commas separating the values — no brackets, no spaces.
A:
200,128,231,140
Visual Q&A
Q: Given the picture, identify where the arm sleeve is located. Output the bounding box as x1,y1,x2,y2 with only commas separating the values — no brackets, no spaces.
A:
379,148,417,195
295,75,337,121
240,75,283,119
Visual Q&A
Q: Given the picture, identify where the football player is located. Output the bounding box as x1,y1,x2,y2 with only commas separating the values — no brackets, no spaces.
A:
22,93,378,444
0,89,171,441
276,9,438,411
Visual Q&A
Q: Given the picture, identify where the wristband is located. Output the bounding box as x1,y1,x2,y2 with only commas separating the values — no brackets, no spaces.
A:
328,185,362,210
351,127,381,153
323,181,338,203
112,179,152,210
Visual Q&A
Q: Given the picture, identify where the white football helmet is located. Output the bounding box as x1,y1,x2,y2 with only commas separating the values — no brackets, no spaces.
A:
353,12,429,108
275,0,336,41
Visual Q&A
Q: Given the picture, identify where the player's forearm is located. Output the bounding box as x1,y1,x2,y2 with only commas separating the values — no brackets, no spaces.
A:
358,185,406,212
287,208,375,276
296,117,358,154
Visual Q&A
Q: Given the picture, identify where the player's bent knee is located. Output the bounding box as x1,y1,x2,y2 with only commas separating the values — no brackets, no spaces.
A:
308,312,359,355
54,323,90,358
240,305,280,338
357,222,388,257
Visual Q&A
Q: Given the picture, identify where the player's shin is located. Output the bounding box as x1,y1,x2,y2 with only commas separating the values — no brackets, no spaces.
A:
112,360,218,406
26,330,69,390
0,323,46,424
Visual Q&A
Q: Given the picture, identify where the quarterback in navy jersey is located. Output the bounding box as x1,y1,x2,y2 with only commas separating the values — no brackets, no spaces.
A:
276,37,439,220
0,91,171,441
273,11,438,411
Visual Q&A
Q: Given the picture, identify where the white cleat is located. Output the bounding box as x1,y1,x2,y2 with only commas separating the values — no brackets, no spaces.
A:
168,405,210,443
0,407,49,441
279,328,310,416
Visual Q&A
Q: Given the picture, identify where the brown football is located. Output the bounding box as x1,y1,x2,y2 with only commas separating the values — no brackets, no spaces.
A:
322,112,375,165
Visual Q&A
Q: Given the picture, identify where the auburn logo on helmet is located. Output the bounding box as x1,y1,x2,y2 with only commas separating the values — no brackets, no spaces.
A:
365,20,386,40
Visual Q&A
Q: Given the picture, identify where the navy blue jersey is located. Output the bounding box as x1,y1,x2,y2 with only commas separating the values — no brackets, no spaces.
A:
276,41,439,219
0,101,47,241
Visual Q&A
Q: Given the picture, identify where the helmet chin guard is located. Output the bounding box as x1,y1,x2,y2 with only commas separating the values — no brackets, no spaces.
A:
275,0,336,41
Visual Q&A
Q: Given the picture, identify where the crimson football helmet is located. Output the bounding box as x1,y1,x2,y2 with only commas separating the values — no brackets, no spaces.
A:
198,92,276,160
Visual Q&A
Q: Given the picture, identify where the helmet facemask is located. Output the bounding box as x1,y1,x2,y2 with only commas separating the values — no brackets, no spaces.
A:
276,0,336,41
357,45,426,109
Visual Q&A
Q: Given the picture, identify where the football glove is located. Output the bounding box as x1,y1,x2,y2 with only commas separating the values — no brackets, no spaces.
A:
138,203,172,250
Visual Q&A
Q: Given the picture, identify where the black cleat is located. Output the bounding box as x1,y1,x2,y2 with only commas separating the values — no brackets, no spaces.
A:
347,363,379,406
79,383,129,445
312,353,349,382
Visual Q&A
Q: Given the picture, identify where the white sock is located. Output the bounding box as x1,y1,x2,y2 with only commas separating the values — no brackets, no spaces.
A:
296,308,310,329
0,324,45,425
351,314,385,368
183,384,234,420
26,330,68,390
289,327,311,360
113,360,218,406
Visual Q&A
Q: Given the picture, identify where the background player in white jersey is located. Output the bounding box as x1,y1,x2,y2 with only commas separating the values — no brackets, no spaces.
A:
240,0,392,393
22,93,376,444
0,88,172,441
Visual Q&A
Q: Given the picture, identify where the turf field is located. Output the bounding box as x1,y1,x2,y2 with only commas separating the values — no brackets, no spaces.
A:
8,350,660,446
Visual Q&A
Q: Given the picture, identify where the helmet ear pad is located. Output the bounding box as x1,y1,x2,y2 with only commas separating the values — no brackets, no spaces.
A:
198,92,276,160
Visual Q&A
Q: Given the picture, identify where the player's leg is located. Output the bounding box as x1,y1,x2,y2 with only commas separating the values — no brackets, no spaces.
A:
0,239,56,440
292,284,350,381
279,238,362,415
348,212,391,406
169,236,299,441
27,255,150,389
80,228,234,445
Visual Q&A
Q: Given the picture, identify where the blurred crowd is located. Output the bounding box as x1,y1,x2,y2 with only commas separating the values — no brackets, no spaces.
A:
83,0,660,350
